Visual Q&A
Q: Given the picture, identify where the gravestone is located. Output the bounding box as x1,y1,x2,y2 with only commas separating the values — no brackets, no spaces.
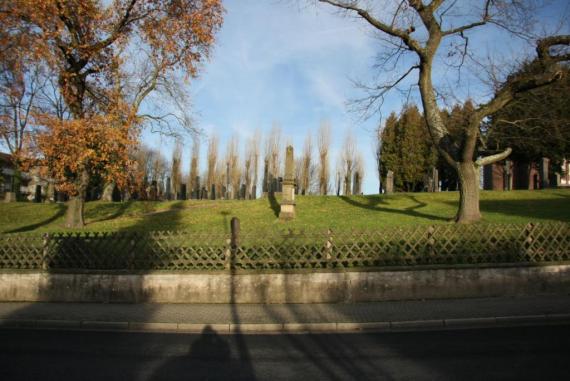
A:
251,185,257,199
503,160,512,191
193,176,200,199
46,181,55,203
540,157,549,189
149,181,158,201
279,146,296,220
240,184,246,200
165,177,172,200
210,184,216,200
4,192,16,203
385,170,394,194
102,182,115,201
428,167,439,192
179,184,187,200
34,185,42,203
353,171,361,195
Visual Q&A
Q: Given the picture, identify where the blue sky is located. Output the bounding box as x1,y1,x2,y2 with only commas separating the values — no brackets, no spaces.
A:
142,0,569,194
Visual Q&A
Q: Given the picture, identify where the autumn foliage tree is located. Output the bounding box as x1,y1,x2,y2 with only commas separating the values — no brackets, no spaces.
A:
35,111,136,226
1,0,223,227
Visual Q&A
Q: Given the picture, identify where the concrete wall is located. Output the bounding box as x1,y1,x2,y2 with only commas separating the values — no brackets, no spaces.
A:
1,265,569,303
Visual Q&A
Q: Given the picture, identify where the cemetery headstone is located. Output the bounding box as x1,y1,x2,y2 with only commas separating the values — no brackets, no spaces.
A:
279,146,296,220
385,170,394,194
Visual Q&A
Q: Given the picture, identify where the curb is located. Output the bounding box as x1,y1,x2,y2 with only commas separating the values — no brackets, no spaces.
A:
1,314,569,334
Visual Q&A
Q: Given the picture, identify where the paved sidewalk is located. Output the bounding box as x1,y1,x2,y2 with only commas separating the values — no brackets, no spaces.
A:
0,295,569,333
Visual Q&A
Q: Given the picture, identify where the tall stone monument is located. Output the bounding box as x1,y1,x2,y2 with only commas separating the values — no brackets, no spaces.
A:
279,145,296,220
385,170,394,194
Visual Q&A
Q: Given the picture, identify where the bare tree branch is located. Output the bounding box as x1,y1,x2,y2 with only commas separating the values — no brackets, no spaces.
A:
318,0,424,54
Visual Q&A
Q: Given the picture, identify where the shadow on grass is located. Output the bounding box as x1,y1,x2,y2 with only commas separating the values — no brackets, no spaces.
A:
268,192,280,218
438,196,570,223
5,203,67,234
118,201,187,232
85,201,133,224
339,195,449,222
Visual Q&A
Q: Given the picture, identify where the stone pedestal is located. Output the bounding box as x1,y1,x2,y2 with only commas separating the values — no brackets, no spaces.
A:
4,192,16,203
385,170,394,194
279,146,296,220
540,157,549,189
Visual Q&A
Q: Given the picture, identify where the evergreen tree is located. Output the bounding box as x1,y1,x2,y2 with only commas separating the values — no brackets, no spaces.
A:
488,64,570,167
380,106,437,192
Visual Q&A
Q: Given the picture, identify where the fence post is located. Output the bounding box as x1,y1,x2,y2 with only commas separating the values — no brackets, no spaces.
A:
227,217,240,270
524,222,535,259
427,225,435,260
325,229,333,267
129,233,136,270
42,233,50,271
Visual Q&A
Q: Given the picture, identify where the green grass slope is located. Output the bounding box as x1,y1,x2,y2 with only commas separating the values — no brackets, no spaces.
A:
0,189,568,234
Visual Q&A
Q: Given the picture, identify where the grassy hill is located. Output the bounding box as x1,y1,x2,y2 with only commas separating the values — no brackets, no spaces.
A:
0,189,568,234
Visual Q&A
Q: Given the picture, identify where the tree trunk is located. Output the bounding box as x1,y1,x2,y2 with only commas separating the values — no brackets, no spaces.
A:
65,169,89,228
456,162,481,223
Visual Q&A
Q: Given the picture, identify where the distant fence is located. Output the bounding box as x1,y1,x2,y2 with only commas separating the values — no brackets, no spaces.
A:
0,222,569,271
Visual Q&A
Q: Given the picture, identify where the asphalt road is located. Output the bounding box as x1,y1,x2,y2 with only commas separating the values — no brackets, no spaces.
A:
1,324,569,381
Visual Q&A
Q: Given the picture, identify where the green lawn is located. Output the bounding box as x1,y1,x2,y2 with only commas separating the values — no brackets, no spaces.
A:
0,189,568,234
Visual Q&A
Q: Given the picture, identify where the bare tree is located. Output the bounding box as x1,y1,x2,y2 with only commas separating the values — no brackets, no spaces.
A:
353,153,365,195
375,124,383,194
244,133,260,199
206,135,219,192
316,0,570,222
0,59,46,197
189,135,200,198
171,139,183,200
264,125,282,193
335,159,343,196
227,135,241,199
252,130,261,198
317,121,331,195
341,131,356,196
300,132,313,195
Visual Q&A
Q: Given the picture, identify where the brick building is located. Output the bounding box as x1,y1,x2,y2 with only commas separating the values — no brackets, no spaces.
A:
483,157,563,190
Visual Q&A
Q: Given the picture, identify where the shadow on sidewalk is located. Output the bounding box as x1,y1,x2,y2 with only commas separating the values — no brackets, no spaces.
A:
148,325,255,381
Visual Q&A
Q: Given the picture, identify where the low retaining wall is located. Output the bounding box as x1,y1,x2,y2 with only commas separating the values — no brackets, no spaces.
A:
1,264,569,303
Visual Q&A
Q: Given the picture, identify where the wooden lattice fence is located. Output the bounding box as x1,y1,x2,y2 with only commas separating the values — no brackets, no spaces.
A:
0,222,568,271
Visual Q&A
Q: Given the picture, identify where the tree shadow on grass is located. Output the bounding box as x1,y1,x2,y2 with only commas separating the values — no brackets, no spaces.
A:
5,203,67,234
471,197,570,223
339,195,449,222
268,192,280,218
118,201,187,232
85,201,133,225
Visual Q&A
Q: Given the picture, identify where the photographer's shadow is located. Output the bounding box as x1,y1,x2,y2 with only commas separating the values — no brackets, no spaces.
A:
150,325,255,381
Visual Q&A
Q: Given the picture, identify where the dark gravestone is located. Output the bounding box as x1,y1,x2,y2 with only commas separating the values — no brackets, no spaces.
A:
34,185,42,203
165,177,172,200
179,184,187,200
56,191,67,203
150,181,158,201
240,184,246,200
251,185,257,200
211,184,216,200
